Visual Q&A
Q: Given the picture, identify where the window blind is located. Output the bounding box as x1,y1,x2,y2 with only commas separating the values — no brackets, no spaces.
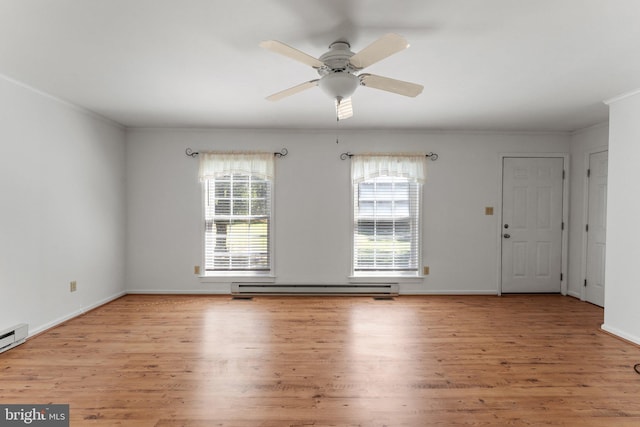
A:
352,155,424,274
200,153,273,273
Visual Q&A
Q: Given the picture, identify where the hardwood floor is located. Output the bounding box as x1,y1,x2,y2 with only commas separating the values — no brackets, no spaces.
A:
1,295,639,426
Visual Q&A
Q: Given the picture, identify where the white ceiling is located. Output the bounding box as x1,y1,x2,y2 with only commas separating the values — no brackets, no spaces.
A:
1,0,640,132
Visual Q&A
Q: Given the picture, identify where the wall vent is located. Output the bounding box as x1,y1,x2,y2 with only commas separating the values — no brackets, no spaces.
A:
0,323,28,354
231,283,399,296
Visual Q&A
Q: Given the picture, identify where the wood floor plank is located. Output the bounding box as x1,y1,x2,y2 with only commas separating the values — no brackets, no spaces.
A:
1,294,639,426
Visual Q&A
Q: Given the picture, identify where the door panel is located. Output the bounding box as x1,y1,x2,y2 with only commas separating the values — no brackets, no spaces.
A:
501,157,564,293
535,242,551,277
585,151,608,307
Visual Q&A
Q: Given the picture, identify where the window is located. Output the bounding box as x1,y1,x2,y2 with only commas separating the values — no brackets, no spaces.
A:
200,153,273,275
351,155,425,276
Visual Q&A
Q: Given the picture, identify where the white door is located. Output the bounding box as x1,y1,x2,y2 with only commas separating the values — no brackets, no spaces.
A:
501,157,564,293
585,151,608,307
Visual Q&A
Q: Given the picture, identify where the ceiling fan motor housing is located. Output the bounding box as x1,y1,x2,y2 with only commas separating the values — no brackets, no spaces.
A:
317,41,360,100
318,41,357,74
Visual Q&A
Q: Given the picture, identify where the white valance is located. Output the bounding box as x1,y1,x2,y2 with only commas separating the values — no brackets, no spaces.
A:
351,154,427,184
198,152,274,181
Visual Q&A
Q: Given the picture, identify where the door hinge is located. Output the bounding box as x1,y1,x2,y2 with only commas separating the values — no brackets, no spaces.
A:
587,168,591,178
563,170,566,179
561,222,565,230
560,273,563,281
586,224,589,232
584,279,587,287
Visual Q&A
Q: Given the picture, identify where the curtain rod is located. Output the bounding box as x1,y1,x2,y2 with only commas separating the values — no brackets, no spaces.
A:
339,152,438,161
185,148,288,158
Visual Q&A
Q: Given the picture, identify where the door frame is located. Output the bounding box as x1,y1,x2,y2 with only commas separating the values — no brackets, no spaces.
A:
496,153,570,295
579,147,608,302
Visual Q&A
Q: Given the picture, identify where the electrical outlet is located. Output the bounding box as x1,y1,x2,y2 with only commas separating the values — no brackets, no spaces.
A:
423,266,430,275
194,265,200,275
70,281,77,292
485,207,494,215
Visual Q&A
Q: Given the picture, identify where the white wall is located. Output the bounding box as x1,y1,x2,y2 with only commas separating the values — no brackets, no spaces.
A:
567,123,609,299
0,75,126,335
126,128,569,294
602,90,640,344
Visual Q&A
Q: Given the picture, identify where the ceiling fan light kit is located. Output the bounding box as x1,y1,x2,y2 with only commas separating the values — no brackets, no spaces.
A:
261,33,423,121
318,72,359,100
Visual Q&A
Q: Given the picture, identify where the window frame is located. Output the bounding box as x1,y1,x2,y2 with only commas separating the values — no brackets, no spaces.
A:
199,154,276,279
349,157,424,279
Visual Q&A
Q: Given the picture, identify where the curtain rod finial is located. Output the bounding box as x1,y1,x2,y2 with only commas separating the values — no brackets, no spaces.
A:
274,148,288,158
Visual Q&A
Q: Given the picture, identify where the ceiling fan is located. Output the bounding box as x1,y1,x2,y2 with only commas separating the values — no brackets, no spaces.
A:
260,33,424,120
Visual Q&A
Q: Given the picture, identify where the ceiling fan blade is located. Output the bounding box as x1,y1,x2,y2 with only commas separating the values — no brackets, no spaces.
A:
266,79,320,101
260,40,325,68
359,73,424,97
349,33,409,69
336,97,353,120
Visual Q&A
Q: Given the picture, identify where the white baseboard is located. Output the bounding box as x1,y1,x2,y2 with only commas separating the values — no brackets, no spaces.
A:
29,291,126,337
566,290,582,299
129,289,500,296
601,323,640,346
399,290,499,295
126,289,230,295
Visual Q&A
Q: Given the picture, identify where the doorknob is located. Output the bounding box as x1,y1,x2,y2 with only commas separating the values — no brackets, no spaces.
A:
503,233,511,239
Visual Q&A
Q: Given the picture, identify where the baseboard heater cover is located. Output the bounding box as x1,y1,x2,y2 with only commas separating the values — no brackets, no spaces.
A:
0,323,28,354
231,283,399,296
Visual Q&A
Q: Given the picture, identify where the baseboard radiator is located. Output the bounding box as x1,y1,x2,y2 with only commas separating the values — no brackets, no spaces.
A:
231,283,399,296
0,323,28,354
